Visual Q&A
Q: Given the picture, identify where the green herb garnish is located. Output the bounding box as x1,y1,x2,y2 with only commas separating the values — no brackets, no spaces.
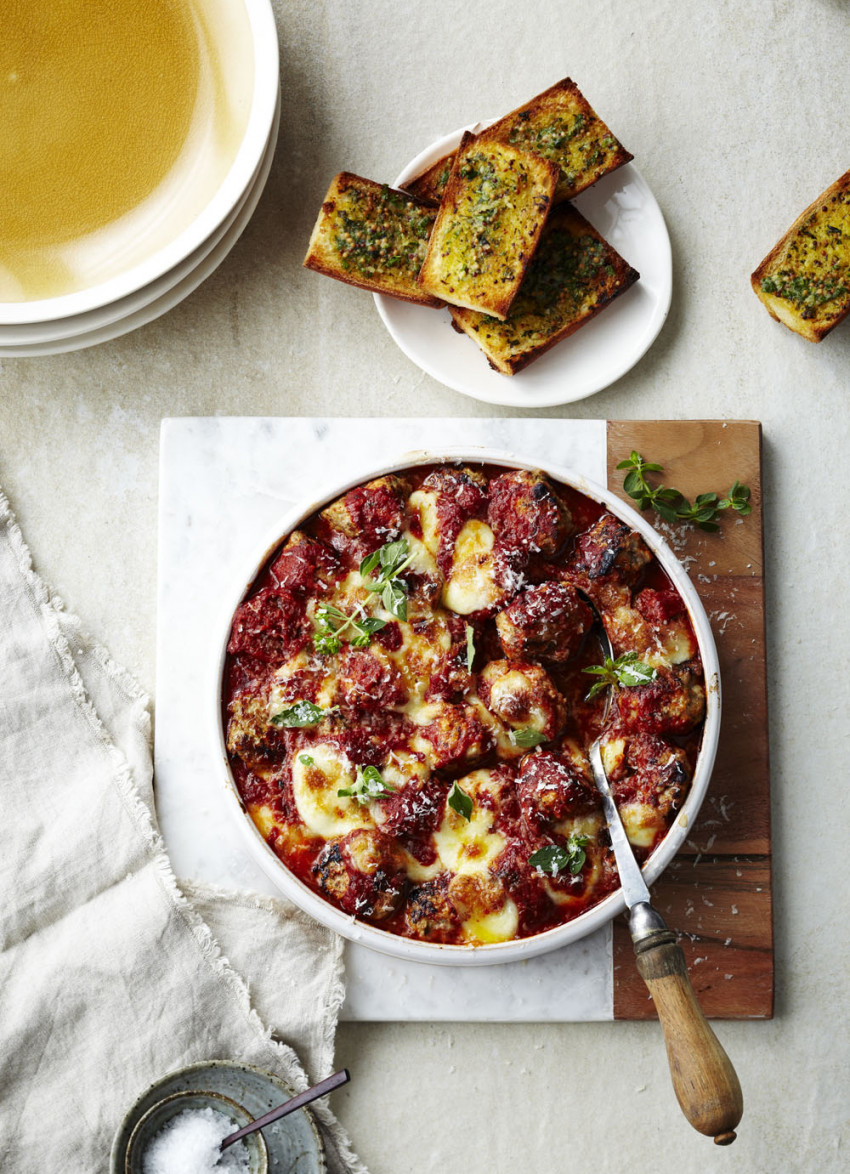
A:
530,834,590,877
617,451,752,532
582,652,657,701
465,624,475,672
360,538,416,621
298,754,315,766
338,764,398,805
447,780,473,821
313,601,386,655
271,701,337,728
508,728,547,749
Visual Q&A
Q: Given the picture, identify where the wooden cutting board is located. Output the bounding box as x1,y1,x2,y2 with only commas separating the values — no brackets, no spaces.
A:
606,421,773,1020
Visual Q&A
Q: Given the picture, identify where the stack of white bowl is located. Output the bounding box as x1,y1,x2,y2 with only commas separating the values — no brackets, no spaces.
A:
0,0,279,357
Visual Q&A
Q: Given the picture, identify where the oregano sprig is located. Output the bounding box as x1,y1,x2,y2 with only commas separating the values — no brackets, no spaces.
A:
313,601,386,655
617,451,752,532
360,538,416,621
582,652,657,701
337,764,397,804
529,834,591,877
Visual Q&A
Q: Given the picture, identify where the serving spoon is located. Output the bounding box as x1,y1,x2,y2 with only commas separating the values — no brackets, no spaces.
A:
583,598,743,1144
220,1069,350,1152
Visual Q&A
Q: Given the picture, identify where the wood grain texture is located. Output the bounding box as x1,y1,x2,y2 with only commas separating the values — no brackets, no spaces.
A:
607,421,773,1020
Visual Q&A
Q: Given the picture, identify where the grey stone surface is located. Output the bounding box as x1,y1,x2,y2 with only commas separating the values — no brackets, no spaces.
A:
1,1,848,1170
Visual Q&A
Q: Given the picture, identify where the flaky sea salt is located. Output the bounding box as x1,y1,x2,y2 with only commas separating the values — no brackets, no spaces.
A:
142,1106,251,1174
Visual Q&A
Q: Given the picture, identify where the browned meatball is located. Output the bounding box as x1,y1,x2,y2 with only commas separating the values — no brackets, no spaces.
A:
269,531,340,595
416,702,494,769
517,747,599,837
616,661,706,735
605,733,690,819
478,660,566,742
487,469,574,558
496,582,593,664
333,648,408,713
320,475,409,541
565,513,652,607
447,872,510,920
228,586,311,664
314,829,407,920
404,877,461,942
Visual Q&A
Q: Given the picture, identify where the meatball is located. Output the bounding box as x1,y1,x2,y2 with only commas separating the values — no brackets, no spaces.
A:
447,872,510,921
616,661,706,735
380,775,447,839
605,733,691,819
270,531,340,595
405,877,461,942
226,665,321,769
478,660,566,743
517,747,599,837
415,702,494,769
487,469,573,559
635,587,686,626
321,475,409,541
496,582,593,664
565,513,651,607
333,648,408,713
314,829,407,920
228,586,311,664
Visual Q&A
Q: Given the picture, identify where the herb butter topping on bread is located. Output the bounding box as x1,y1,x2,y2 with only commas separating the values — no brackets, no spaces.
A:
303,172,443,306
449,204,639,374
752,169,850,342
418,134,558,320
405,78,632,208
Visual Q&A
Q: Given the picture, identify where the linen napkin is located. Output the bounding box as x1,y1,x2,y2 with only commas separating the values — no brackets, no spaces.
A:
0,485,366,1174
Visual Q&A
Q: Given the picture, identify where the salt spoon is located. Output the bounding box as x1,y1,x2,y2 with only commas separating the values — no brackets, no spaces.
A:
220,1069,350,1152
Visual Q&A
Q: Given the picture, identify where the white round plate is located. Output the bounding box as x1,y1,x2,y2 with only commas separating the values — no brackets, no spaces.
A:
0,95,279,356
213,448,720,968
374,124,672,408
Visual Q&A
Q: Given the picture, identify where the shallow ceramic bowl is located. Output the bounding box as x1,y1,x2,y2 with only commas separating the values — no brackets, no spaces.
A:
112,1060,325,1174
0,0,278,328
214,447,721,966
125,1090,268,1174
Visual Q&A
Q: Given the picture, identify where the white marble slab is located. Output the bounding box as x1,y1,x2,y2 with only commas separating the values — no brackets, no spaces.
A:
155,416,614,1020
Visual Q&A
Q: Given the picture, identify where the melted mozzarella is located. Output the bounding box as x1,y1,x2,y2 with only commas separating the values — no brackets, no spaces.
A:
406,492,440,557
619,801,665,848
484,666,549,733
442,519,504,615
463,897,519,944
291,742,374,838
433,769,506,876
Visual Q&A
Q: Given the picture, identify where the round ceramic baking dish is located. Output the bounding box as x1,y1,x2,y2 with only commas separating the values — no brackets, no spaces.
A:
0,0,278,327
213,448,721,966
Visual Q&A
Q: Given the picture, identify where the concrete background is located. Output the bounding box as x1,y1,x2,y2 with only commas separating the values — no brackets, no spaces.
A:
1,2,848,1170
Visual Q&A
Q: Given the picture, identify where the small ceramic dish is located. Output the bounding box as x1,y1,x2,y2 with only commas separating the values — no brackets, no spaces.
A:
1,0,278,328
213,447,720,968
111,1060,325,1174
125,1090,268,1174
374,123,672,408
0,91,280,357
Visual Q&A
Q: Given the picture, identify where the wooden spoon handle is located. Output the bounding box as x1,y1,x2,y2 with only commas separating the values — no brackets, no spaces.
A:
635,929,743,1144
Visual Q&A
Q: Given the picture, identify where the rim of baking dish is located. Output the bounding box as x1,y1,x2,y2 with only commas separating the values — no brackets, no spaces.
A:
212,447,721,967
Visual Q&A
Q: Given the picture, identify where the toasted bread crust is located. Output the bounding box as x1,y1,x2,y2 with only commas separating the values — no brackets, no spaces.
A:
751,169,850,342
303,172,443,306
418,133,558,319
404,78,632,207
449,204,638,374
